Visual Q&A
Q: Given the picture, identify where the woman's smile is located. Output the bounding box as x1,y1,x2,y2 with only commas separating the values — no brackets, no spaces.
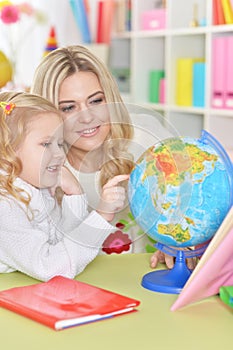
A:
78,125,100,137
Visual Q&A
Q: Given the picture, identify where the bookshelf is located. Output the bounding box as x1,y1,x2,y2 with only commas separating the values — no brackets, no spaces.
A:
109,0,233,156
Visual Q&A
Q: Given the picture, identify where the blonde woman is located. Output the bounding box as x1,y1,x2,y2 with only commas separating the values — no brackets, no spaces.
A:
31,45,196,269
0,91,128,281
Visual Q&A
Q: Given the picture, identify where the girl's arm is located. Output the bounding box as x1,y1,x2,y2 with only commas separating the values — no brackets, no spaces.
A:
0,197,113,282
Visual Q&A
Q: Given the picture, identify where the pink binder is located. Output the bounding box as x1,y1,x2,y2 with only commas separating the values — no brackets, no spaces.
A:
225,35,233,109
212,36,227,108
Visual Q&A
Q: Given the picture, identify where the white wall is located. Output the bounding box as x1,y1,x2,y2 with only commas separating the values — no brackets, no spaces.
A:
0,0,98,87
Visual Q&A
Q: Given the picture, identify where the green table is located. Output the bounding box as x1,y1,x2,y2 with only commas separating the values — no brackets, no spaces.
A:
0,253,232,349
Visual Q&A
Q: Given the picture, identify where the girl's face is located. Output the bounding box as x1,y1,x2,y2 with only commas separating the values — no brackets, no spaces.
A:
58,71,111,153
16,113,65,189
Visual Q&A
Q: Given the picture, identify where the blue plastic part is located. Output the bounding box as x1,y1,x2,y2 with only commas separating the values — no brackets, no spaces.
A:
200,130,233,206
141,242,208,294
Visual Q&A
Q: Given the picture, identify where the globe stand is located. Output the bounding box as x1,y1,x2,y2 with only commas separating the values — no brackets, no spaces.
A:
141,242,207,294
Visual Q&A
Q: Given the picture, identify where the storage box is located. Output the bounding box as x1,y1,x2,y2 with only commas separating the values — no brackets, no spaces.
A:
141,9,166,30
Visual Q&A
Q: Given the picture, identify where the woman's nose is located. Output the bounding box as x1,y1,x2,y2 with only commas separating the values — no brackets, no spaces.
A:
78,108,94,123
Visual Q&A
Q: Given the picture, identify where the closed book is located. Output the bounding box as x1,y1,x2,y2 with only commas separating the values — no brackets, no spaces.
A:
212,36,227,108
193,62,206,107
176,58,193,106
221,0,233,24
0,276,140,330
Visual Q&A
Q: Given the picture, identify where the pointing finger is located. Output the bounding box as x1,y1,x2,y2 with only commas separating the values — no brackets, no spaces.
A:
103,174,130,189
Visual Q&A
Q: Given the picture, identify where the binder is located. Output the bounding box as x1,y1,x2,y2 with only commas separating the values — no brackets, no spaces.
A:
212,36,227,108
149,70,165,103
96,0,114,44
176,58,193,106
221,0,233,24
69,0,91,44
213,0,226,25
225,35,233,109
193,62,205,107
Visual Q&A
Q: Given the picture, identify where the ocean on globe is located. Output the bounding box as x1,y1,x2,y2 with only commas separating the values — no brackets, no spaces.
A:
128,131,233,248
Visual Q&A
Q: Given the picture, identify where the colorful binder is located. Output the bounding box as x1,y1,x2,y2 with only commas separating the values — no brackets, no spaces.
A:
69,0,91,43
213,0,226,25
176,58,194,106
193,62,206,107
96,0,114,44
149,70,165,103
221,0,233,24
212,36,227,108
225,35,233,109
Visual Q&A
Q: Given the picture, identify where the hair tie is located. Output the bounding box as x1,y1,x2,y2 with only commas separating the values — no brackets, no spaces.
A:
0,101,16,115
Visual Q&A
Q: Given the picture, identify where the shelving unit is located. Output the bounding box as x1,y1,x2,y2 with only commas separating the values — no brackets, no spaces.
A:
109,0,233,156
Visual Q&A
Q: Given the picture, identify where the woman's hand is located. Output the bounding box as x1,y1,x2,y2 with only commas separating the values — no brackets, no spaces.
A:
97,174,129,222
150,249,197,270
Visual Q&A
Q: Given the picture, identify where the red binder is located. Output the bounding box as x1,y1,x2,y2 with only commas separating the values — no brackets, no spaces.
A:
212,36,227,108
96,0,114,44
213,0,226,25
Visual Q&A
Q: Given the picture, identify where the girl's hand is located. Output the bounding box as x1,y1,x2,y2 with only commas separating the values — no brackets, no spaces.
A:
97,174,130,222
50,166,83,196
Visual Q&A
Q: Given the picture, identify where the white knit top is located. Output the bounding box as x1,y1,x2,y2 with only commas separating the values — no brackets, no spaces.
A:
0,177,114,281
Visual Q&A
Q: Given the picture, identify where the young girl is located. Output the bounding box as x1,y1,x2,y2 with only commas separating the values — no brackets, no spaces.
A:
0,91,129,281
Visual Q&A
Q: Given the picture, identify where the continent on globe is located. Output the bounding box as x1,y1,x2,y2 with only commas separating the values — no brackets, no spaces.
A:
128,130,233,248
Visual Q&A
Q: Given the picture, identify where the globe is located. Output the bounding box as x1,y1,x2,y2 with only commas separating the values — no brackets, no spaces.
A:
128,130,233,293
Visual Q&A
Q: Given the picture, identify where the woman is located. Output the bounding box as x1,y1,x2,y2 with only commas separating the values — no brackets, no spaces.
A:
31,45,195,269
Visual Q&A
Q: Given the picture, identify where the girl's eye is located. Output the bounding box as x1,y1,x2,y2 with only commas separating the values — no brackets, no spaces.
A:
42,142,51,147
58,143,64,148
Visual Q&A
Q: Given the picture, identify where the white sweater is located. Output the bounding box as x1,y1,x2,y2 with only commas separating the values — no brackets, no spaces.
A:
0,177,114,281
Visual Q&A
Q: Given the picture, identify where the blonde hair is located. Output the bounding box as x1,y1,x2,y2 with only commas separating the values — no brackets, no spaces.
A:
0,91,61,208
31,45,134,186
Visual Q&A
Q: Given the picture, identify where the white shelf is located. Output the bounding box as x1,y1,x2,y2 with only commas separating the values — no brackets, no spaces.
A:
110,0,233,153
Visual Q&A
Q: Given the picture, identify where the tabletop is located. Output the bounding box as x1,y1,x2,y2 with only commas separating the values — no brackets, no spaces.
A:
0,253,232,350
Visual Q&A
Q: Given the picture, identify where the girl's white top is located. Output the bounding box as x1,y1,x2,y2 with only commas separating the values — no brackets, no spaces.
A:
0,177,114,281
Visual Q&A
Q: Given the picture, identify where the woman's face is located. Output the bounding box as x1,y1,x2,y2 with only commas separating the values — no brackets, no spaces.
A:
58,71,111,153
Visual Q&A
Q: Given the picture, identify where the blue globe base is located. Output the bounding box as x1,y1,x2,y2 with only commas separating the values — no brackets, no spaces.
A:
141,242,207,294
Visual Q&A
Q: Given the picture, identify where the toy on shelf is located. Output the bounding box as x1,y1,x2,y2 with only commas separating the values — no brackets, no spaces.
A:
44,26,58,56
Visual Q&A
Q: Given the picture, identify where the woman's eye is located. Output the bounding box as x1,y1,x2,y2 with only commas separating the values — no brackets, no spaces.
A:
60,105,75,113
90,97,105,105
58,143,64,148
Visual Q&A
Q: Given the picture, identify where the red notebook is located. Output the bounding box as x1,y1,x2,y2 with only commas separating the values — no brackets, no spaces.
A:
0,276,140,330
